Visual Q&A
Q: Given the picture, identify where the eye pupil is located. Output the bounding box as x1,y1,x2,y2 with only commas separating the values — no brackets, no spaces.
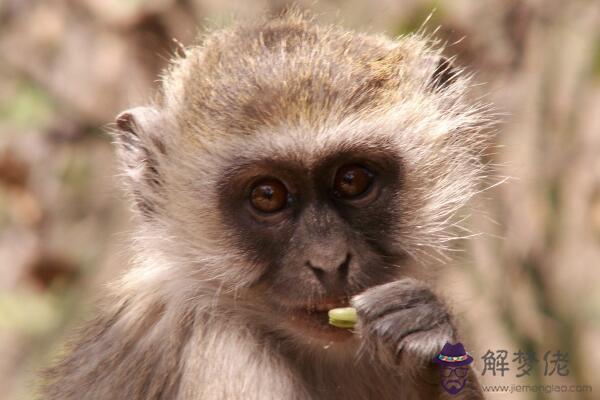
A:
334,165,373,198
342,172,354,184
250,178,287,213
262,187,274,199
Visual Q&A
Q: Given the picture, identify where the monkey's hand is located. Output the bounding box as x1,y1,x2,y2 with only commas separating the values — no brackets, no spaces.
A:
350,278,455,369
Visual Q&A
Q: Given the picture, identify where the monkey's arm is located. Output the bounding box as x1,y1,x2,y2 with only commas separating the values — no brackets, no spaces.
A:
41,297,190,400
351,279,485,400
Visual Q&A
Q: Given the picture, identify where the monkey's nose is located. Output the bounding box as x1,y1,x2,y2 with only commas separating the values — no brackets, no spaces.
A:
306,253,351,281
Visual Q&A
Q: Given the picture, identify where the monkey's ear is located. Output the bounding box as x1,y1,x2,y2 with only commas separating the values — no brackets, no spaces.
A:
428,57,458,92
113,107,168,164
114,107,164,153
113,107,166,217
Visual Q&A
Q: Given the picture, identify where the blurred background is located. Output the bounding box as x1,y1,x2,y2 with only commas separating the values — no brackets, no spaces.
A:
0,0,599,399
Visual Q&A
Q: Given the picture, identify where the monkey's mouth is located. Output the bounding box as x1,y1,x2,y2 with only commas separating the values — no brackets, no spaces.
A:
284,297,355,341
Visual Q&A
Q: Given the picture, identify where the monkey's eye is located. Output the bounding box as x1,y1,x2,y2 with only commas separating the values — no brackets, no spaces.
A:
250,178,288,213
333,164,374,199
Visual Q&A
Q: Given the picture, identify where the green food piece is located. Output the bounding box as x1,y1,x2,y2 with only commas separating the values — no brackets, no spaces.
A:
328,307,357,329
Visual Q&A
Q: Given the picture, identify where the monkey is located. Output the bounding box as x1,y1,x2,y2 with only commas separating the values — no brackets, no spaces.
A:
41,10,492,400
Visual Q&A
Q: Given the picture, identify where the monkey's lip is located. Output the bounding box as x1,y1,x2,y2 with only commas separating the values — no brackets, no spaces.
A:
277,296,350,314
298,297,350,312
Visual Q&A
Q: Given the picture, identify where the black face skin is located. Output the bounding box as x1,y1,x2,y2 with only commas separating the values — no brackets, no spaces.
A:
218,144,406,335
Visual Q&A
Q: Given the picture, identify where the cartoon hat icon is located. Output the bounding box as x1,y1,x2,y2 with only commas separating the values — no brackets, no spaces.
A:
434,342,474,367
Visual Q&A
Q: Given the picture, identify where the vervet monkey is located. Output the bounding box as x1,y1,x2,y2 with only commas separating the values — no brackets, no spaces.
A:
42,10,491,400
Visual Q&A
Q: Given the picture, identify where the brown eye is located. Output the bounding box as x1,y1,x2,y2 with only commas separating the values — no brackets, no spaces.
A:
250,178,288,213
333,164,374,199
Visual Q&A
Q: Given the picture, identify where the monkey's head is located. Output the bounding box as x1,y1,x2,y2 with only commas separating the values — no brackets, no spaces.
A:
112,13,490,343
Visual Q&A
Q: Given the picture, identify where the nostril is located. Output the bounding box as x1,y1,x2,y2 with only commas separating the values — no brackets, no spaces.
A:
307,261,325,278
338,253,351,277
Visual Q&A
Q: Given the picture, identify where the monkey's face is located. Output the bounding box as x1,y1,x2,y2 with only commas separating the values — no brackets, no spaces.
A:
212,131,410,341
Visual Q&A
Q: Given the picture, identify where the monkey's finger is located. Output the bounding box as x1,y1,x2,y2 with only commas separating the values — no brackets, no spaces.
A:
350,279,436,323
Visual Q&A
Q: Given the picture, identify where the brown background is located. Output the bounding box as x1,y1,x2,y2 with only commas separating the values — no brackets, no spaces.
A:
0,1,599,399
